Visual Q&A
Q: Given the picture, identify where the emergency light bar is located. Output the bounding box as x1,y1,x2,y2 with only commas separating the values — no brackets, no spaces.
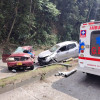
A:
82,21,100,26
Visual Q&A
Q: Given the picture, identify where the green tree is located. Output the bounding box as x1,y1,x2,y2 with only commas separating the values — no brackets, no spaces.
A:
0,0,60,46
0,0,99,48
50,0,98,42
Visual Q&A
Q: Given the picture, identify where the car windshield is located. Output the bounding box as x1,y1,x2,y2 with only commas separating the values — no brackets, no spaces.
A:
49,45,60,52
13,47,24,54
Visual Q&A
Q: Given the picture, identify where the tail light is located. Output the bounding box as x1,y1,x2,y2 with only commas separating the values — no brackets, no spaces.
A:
6,57,15,62
80,45,85,53
81,50,84,53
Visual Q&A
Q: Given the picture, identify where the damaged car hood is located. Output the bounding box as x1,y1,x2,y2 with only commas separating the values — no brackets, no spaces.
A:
38,50,52,58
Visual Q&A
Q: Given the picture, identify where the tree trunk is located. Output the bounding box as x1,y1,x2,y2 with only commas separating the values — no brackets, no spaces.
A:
30,0,32,13
6,17,16,43
6,1,19,43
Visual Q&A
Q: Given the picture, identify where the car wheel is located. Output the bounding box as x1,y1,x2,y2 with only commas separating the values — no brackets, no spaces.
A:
86,73,92,76
8,67,12,71
30,65,34,70
39,62,44,66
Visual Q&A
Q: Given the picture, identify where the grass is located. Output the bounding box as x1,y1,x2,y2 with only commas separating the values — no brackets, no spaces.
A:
34,49,44,56
0,64,65,88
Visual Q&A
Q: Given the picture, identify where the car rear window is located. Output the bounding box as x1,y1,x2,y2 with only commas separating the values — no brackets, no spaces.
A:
13,47,24,54
90,31,100,57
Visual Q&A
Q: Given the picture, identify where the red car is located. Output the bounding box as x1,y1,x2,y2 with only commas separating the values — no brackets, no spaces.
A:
2,46,35,71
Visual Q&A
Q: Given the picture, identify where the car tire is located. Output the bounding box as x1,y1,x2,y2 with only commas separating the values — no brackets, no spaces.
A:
30,65,34,70
8,67,12,71
39,62,44,66
86,73,92,76
19,66,26,71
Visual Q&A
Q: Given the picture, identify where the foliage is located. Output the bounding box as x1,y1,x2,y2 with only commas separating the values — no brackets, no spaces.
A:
50,0,99,42
0,0,60,46
0,0,99,47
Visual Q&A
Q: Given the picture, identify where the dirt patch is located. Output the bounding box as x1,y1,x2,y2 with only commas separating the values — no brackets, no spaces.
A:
34,49,44,56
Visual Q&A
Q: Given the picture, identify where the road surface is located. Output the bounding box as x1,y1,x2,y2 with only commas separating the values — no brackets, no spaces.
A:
0,60,16,79
0,71,100,100
52,71,100,100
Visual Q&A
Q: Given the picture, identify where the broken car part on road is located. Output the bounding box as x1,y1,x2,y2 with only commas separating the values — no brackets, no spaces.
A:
55,68,77,77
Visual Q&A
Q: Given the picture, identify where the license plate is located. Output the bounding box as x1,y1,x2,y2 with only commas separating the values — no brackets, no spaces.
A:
17,62,22,65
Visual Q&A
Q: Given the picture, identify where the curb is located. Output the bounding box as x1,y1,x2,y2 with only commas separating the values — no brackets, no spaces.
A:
0,65,67,94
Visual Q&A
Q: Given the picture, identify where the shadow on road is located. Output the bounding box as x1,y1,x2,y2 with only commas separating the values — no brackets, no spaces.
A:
52,71,100,100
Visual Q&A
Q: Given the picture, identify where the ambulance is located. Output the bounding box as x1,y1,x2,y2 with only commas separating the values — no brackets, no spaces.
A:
78,20,100,76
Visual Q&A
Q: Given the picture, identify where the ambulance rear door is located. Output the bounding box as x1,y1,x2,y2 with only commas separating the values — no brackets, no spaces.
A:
88,25,100,69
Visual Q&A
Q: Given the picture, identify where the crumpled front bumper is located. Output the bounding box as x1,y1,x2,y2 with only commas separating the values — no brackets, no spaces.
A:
38,57,49,65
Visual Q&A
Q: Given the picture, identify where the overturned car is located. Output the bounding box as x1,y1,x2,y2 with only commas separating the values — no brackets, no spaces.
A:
38,41,78,66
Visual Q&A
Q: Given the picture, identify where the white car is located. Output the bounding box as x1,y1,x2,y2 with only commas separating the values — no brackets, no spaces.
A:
38,41,79,65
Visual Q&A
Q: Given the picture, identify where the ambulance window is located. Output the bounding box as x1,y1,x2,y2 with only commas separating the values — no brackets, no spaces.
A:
90,31,100,57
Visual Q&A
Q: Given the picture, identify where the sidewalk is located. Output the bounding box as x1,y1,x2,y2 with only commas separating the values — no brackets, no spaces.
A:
0,75,78,100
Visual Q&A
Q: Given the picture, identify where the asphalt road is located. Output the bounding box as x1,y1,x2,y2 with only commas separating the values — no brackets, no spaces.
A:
0,60,17,79
52,71,100,100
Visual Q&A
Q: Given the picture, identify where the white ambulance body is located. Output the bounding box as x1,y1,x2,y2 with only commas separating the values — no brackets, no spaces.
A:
78,20,100,76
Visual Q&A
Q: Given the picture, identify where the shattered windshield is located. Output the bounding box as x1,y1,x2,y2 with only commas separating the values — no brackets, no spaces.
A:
49,45,60,52
13,47,24,54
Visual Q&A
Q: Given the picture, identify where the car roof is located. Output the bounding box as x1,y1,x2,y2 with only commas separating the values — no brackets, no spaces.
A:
22,46,32,50
56,41,77,47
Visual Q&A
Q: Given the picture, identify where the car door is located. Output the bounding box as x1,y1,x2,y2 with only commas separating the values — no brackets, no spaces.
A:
2,47,11,62
56,46,70,61
67,43,78,58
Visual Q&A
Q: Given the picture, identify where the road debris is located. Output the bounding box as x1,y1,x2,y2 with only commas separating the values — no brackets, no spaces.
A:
55,68,77,77
12,69,16,73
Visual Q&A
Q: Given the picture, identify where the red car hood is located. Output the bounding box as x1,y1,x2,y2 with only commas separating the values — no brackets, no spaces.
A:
10,53,30,57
